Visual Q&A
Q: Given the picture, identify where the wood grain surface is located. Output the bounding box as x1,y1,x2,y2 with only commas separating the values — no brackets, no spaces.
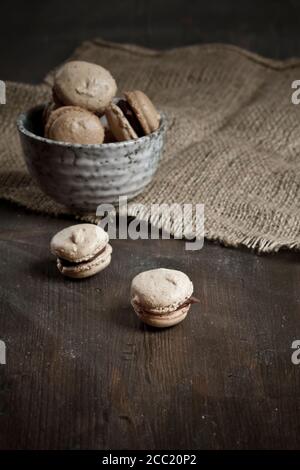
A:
0,201,300,449
1,0,300,450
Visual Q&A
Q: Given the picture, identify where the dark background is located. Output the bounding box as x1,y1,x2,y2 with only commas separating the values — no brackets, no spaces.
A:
1,0,300,450
2,0,300,83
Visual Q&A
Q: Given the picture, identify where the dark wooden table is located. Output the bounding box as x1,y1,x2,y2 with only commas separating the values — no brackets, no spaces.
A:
1,0,300,450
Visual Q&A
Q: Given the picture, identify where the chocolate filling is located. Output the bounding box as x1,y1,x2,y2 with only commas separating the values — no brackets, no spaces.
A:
176,296,200,310
58,246,106,268
134,296,200,315
117,99,144,137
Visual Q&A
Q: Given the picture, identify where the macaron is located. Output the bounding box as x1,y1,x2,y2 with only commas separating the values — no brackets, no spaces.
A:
50,224,112,279
44,106,104,144
130,268,199,327
105,90,160,142
53,60,117,114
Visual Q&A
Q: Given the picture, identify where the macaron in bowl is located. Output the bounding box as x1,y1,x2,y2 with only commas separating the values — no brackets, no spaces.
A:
53,60,117,115
105,90,161,141
44,105,105,144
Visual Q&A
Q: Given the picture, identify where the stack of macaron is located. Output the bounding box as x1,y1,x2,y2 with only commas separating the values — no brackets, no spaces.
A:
43,60,160,145
50,223,112,279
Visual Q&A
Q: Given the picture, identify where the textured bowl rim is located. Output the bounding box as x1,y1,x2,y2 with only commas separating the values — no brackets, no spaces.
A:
17,104,167,149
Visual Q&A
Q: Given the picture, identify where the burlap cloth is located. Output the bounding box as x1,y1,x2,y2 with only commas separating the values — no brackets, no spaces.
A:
1,39,300,253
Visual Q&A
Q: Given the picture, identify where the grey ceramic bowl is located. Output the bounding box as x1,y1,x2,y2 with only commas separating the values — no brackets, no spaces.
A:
17,105,166,213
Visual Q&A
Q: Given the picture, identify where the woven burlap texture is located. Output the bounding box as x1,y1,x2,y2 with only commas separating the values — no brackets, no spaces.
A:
1,39,300,252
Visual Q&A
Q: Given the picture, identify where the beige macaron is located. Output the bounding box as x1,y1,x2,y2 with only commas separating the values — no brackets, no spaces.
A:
44,105,104,144
53,60,117,114
50,223,112,279
105,90,160,142
131,268,199,327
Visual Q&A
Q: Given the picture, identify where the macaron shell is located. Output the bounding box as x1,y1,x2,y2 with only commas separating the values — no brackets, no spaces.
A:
46,107,104,144
57,244,112,279
53,61,117,114
51,224,109,262
134,304,190,328
131,268,194,313
125,90,160,135
105,103,138,141
44,105,86,137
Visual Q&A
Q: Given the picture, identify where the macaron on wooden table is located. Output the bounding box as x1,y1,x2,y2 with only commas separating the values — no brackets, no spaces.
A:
1,0,300,453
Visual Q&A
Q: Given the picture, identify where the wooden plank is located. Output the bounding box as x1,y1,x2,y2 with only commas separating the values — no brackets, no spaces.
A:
0,201,299,449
